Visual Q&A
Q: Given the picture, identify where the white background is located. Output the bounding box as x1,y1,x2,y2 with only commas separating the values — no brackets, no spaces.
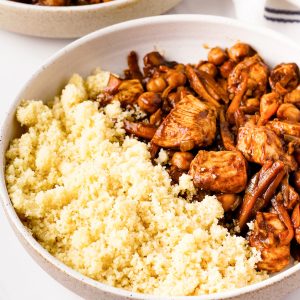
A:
0,0,299,299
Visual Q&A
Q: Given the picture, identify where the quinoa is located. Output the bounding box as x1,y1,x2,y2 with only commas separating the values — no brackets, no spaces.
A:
5,72,267,296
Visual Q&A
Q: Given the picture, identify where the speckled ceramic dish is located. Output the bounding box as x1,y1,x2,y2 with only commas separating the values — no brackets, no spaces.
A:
0,0,181,38
1,15,300,300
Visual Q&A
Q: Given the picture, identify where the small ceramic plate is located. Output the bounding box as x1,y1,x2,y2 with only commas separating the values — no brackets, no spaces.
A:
0,0,181,38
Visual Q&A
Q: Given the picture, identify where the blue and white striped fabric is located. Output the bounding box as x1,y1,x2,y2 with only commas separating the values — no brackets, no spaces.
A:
233,0,300,40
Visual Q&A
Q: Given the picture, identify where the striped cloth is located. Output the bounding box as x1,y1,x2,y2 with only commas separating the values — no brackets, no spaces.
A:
233,0,300,40
265,0,300,23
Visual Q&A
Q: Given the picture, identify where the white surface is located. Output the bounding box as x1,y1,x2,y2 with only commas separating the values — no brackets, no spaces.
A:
0,1,299,299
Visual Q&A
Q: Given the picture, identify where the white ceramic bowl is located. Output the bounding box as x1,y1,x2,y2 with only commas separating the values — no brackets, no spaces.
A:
1,15,300,300
0,0,181,38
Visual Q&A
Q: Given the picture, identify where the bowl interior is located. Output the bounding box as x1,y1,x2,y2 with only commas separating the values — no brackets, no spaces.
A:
1,15,300,300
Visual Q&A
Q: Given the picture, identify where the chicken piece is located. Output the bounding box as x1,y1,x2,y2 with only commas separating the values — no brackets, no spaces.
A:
269,63,299,95
216,193,242,212
249,212,291,273
151,95,217,151
189,150,247,193
228,55,268,100
113,79,143,106
238,161,285,230
227,55,268,123
123,120,156,140
267,120,300,138
277,103,300,122
258,92,281,126
284,85,300,108
237,124,297,170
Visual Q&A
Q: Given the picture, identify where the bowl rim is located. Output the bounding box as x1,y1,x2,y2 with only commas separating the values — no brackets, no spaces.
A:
1,14,300,300
0,0,138,12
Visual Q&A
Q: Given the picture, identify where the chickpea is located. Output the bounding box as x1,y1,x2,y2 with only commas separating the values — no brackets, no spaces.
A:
208,47,227,65
137,92,162,114
220,60,236,78
171,152,194,171
179,140,195,152
228,43,254,62
277,103,300,122
245,98,260,109
216,194,241,212
198,62,218,77
146,77,167,93
166,71,186,87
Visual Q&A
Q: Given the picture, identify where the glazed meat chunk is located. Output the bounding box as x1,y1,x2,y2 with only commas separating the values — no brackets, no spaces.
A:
249,212,290,273
284,85,300,108
189,150,248,193
237,125,297,170
113,79,143,106
269,63,299,95
226,55,268,123
267,120,300,138
152,95,217,151
228,55,268,99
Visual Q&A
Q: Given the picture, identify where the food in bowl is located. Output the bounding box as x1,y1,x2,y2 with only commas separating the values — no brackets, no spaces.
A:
10,0,113,6
5,42,300,296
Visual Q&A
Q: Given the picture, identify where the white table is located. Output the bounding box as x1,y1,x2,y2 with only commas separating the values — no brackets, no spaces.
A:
0,0,299,299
